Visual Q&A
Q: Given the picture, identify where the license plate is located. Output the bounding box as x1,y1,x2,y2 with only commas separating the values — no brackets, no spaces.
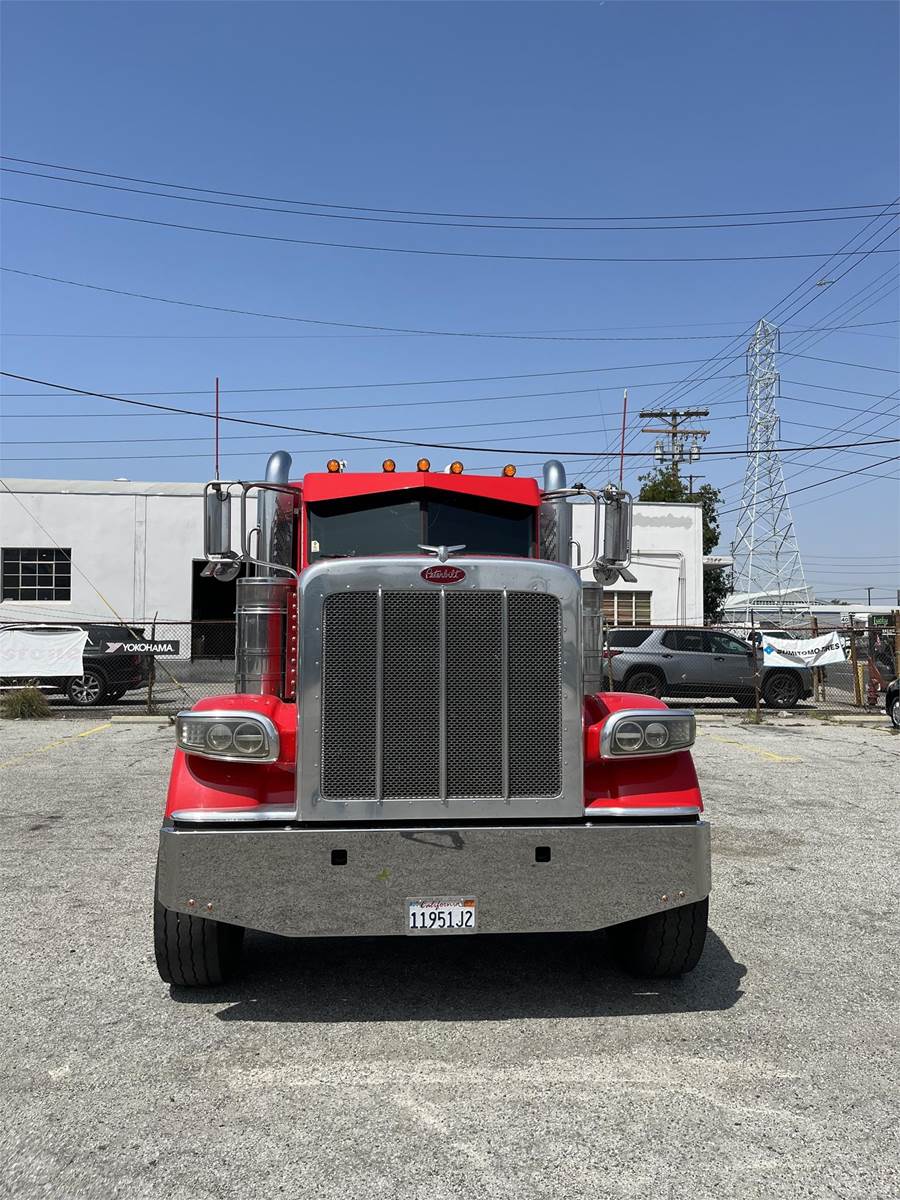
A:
406,897,477,935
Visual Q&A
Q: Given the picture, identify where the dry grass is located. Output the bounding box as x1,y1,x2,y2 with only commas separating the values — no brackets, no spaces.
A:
1,687,52,719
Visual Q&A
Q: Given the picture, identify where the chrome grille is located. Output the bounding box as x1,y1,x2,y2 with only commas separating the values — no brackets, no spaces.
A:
319,589,562,801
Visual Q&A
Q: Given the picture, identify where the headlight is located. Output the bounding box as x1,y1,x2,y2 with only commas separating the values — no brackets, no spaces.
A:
601,710,695,758
175,711,279,763
613,721,645,753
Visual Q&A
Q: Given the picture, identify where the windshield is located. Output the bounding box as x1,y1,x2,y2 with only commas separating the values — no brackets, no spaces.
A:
307,490,536,561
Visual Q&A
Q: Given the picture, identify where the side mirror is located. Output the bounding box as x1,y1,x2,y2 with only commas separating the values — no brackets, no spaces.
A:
602,485,632,566
205,485,233,557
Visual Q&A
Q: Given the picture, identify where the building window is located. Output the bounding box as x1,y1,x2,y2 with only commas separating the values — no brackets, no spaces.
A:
602,590,652,627
1,548,72,601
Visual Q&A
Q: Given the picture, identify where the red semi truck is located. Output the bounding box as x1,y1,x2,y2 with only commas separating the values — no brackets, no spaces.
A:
154,453,710,986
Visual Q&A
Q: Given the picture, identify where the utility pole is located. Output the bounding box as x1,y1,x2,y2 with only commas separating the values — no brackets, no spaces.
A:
618,389,628,489
686,473,705,497
866,586,873,606
731,319,810,625
214,376,220,481
639,408,710,475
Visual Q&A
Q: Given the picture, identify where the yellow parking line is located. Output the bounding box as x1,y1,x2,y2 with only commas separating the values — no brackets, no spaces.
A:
703,733,801,763
0,721,112,769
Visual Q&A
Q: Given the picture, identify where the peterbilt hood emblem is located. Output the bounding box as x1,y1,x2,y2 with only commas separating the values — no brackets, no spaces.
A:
421,565,466,584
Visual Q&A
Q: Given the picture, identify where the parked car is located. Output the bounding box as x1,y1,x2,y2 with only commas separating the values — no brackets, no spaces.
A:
886,678,900,729
0,623,152,706
603,626,813,708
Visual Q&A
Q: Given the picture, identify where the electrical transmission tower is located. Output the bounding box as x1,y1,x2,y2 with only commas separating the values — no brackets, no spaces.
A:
639,408,710,472
730,319,810,622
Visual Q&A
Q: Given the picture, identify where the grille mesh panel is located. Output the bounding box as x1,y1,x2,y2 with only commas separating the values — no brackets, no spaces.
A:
319,587,562,802
320,591,378,798
382,592,441,799
446,592,504,797
508,592,562,797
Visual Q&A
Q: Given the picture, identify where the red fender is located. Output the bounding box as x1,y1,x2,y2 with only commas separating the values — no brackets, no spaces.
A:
164,694,297,818
582,693,703,814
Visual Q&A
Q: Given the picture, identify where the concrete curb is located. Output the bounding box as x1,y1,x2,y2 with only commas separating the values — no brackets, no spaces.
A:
109,715,173,724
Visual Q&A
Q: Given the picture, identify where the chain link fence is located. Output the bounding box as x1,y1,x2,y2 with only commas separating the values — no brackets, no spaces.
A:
0,620,235,714
1,614,898,718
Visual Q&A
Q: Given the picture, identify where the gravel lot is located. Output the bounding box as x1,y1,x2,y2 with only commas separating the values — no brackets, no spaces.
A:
1,714,897,1200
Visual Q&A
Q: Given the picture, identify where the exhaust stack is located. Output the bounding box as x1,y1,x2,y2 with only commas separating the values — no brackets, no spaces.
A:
540,460,572,565
235,451,294,697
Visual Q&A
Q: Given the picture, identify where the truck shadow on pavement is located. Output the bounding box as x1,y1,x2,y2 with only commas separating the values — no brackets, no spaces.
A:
171,927,746,1021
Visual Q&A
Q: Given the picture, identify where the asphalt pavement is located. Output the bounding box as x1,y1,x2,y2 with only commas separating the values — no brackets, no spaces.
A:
0,713,897,1200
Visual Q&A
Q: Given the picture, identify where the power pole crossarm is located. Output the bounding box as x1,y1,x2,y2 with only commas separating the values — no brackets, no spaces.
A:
639,408,710,471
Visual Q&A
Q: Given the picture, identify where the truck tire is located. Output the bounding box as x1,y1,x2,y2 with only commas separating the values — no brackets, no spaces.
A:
154,892,244,986
622,667,665,699
762,671,802,708
608,896,708,978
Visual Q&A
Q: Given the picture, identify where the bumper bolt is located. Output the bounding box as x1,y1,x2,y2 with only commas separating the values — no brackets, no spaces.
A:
187,899,196,908
206,902,213,912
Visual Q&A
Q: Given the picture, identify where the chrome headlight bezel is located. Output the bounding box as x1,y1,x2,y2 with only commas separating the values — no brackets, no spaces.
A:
175,710,280,764
600,709,696,759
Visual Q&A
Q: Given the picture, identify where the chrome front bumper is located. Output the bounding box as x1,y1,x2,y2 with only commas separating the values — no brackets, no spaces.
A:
157,820,711,938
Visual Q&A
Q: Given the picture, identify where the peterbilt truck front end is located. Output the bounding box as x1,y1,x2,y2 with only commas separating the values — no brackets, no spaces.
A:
155,456,711,988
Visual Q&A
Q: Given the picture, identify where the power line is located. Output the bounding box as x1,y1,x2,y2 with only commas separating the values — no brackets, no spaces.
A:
632,210,900,415
5,196,898,264
0,268,799,345
5,166,899,233
783,352,898,374
0,355,748,395
2,378,892,419
1,318,895,342
2,370,898,461
719,453,900,516
577,211,899,487
4,155,895,222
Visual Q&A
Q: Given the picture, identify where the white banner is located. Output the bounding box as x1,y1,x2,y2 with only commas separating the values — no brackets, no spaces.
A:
0,627,89,677
761,631,846,668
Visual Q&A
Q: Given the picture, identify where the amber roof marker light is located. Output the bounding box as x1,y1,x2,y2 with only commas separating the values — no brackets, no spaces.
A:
382,459,396,472
326,459,341,473
417,457,431,471
502,464,517,477
449,461,464,475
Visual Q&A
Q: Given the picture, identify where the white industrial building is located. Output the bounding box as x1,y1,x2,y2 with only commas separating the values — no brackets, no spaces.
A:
571,498,705,626
1,478,707,632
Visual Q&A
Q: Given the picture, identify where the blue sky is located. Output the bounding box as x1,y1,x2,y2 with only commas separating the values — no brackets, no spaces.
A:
1,0,898,602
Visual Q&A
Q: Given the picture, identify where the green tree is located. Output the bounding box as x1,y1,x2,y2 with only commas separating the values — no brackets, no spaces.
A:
637,465,729,623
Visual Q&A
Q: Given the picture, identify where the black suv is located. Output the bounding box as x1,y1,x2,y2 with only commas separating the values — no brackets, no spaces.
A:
0,623,152,706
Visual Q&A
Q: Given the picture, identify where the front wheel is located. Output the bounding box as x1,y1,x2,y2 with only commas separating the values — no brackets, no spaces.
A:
623,669,664,699
154,892,245,986
608,897,709,977
762,671,802,708
890,694,900,729
66,670,108,706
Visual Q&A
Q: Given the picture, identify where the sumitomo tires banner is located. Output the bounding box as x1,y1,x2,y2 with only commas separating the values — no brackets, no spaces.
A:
760,632,846,668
